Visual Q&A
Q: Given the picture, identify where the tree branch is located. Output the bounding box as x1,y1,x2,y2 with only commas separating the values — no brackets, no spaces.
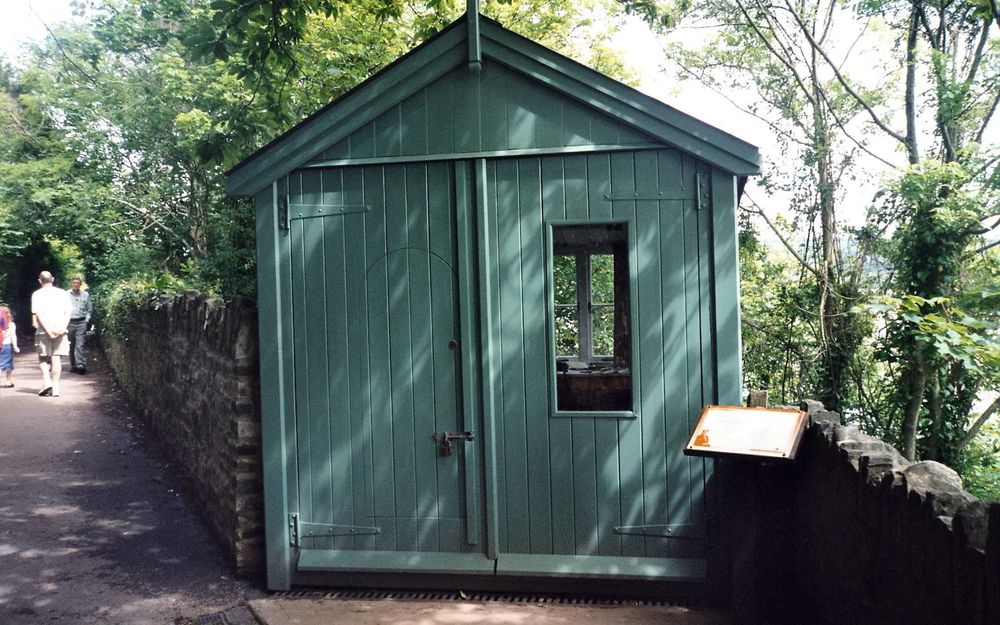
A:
742,198,823,280
957,395,1000,454
778,0,909,148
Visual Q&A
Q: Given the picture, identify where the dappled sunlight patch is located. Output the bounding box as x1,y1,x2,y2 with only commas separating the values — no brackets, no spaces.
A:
0,543,20,556
31,504,82,517
17,547,80,558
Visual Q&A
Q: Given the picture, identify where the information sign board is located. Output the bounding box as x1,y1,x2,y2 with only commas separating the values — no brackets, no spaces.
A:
684,405,807,460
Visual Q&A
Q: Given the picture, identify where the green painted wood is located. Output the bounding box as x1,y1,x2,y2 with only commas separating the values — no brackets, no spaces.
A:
405,166,437,539
229,15,759,197
400,89,427,156
454,161,483,547
286,162,474,565
609,151,645,559
307,144,663,170
585,154,624,557
255,183,294,589
474,158,502,561
518,158,554,555
483,159,508,552
266,144,735,583
375,107,403,157
495,157,530,554
298,549,496,574
312,63,663,170
540,156,576,557
300,171,336,549
711,168,741,405
495,553,706,580
630,151,663,560
677,175,710,561
343,168,375,551
362,167,396,546
478,150,713,569
480,65,508,152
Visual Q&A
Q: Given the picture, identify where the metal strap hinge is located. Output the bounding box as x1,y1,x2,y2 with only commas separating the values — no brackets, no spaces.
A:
613,523,703,538
695,170,710,211
289,513,381,547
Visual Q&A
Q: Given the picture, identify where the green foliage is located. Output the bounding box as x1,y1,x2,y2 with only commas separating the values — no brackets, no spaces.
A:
97,271,206,339
0,0,638,333
961,415,1000,501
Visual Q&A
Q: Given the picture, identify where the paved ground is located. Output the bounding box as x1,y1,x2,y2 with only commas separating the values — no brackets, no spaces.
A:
0,344,262,624
0,341,736,625
249,597,735,625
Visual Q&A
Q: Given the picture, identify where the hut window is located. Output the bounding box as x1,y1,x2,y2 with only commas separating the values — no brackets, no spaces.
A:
552,223,632,412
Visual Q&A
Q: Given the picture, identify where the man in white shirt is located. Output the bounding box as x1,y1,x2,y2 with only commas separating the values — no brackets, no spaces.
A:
31,271,71,397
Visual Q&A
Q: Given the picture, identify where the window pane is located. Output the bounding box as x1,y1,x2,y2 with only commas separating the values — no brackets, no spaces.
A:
592,305,614,357
554,305,579,358
553,255,577,305
552,223,632,412
590,254,614,304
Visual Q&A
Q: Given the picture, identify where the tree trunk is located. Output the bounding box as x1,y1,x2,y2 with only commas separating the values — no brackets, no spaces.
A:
925,370,942,461
905,9,920,164
900,349,927,460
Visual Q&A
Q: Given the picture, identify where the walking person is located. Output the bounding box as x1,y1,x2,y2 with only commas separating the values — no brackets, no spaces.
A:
0,304,19,387
31,271,71,397
68,275,92,374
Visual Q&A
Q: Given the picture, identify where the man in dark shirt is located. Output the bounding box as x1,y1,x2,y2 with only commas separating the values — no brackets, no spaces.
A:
68,276,93,374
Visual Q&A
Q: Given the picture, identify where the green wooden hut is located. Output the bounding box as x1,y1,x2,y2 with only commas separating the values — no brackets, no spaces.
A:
227,9,759,594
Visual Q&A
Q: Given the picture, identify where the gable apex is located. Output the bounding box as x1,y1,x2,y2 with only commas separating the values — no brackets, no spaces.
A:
226,14,760,197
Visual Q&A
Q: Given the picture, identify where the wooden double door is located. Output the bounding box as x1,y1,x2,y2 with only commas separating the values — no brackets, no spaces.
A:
285,153,712,579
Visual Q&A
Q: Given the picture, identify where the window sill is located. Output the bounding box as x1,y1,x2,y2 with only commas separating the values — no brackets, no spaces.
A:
551,410,637,419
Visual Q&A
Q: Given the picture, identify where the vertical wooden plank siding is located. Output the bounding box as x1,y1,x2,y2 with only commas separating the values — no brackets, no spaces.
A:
277,148,729,576
540,156,576,556
285,162,474,558
586,154,623,557
256,183,293,589
475,158,502,560
363,166,396,551
609,151,644,559
405,164,436,551
288,174,315,542
711,169,741,404
518,158,554,555
563,155,599,555
343,167,375,550
311,65,662,165
454,161,483,547
633,150,668,559
484,149,712,562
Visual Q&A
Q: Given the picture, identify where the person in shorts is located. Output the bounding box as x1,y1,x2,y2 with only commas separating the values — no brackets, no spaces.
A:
31,271,71,397
0,304,19,387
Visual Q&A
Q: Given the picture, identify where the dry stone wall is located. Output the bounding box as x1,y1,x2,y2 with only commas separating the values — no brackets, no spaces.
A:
789,400,1000,625
103,292,263,576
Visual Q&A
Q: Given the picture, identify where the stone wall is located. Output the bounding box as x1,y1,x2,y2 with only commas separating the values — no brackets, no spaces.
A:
103,292,263,576
783,400,1000,625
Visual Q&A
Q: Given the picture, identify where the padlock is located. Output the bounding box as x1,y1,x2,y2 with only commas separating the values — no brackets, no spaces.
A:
439,437,454,457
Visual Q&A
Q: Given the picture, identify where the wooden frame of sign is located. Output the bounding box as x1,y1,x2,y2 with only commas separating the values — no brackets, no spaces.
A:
684,405,808,460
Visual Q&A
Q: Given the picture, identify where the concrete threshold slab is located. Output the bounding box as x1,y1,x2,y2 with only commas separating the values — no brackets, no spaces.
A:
248,597,734,625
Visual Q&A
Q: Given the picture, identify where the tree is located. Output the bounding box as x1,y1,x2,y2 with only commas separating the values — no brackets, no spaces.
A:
622,0,1000,462
0,0,638,307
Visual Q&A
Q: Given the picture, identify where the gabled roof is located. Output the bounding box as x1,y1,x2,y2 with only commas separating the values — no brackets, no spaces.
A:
226,14,760,197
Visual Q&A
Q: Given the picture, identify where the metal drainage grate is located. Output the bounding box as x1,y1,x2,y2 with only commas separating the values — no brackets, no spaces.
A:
272,588,676,607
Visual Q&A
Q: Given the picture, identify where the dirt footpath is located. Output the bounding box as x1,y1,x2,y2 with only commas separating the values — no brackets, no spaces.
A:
0,344,262,624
